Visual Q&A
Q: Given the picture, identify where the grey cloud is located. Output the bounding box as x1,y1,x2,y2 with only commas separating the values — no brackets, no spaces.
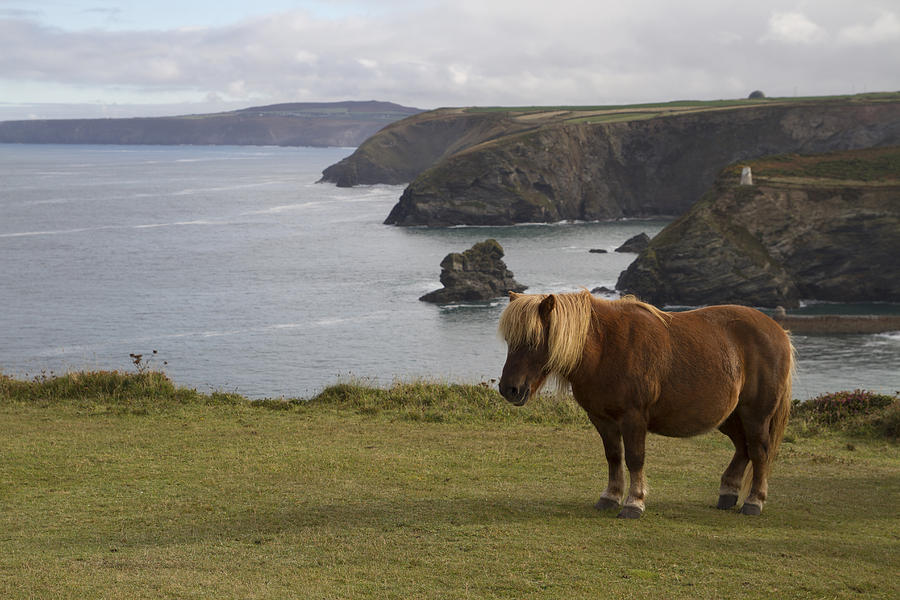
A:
1,0,898,118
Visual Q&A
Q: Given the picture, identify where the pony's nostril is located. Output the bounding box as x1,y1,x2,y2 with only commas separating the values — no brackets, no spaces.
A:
499,384,518,399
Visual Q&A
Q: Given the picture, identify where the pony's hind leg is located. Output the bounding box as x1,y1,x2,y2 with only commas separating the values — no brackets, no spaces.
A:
740,418,773,515
588,415,625,510
717,412,750,510
618,414,648,519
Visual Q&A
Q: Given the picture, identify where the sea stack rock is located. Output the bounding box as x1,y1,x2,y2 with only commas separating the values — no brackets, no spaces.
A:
420,239,526,303
614,232,650,253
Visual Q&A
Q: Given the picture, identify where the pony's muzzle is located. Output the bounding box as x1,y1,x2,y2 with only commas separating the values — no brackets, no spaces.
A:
499,382,530,406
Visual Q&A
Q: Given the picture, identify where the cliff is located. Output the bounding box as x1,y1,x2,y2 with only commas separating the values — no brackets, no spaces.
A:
615,147,900,307
319,108,535,186
386,97,900,225
0,101,422,147
320,94,900,226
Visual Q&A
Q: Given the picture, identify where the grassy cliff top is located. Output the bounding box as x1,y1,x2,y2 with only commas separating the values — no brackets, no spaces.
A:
459,91,900,127
722,145,900,184
374,91,900,137
2,369,897,435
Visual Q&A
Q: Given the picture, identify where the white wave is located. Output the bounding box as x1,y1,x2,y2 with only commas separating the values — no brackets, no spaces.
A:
132,220,223,229
24,198,71,206
312,312,390,328
874,331,900,341
344,195,399,203
242,202,322,215
173,154,273,163
447,219,596,229
313,317,349,327
440,301,501,310
170,181,281,196
0,219,228,238
0,226,107,238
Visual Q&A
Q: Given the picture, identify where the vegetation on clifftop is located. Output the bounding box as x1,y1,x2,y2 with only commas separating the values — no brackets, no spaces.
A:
462,91,900,124
724,146,900,183
3,369,897,437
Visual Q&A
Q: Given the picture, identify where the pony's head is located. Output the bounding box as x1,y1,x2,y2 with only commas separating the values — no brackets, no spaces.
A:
497,290,592,405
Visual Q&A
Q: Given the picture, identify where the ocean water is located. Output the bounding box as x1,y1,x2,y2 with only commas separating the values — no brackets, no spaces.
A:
1,144,897,399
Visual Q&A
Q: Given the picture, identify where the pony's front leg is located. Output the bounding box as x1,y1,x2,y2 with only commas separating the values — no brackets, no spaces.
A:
588,415,625,510
618,415,648,519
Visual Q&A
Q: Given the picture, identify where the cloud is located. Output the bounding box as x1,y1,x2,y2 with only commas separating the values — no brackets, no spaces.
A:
838,11,900,45
762,11,826,44
0,1,898,119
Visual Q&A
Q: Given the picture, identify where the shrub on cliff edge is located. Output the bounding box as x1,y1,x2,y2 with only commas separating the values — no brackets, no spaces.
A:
791,389,899,440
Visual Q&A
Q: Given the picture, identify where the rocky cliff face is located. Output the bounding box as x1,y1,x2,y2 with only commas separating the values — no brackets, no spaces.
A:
319,109,531,186
383,101,900,226
616,152,900,307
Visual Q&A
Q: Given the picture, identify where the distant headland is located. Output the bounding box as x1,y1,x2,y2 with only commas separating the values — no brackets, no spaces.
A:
0,101,422,147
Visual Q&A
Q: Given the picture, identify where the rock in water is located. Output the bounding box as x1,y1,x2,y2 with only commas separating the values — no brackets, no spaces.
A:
420,239,526,303
614,233,650,253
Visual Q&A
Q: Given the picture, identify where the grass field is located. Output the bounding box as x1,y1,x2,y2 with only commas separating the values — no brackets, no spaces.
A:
462,92,900,125
2,373,898,599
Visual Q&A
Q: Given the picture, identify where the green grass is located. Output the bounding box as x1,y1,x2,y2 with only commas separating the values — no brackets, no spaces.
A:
463,91,900,115
564,112,661,125
2,371,899,599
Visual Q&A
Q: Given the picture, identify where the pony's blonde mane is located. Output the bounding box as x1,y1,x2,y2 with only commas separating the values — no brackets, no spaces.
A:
498,291,671,377
498,290,593,376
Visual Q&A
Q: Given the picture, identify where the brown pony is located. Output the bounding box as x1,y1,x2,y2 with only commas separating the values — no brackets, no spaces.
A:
498,290,793,519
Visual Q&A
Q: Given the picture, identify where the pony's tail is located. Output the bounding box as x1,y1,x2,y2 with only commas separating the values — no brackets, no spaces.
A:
740,341,794,499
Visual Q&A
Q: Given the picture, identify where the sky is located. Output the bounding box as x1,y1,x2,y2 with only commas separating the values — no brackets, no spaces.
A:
1,0,899,120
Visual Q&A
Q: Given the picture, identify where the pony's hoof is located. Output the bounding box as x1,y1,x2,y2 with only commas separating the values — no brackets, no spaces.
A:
616,506,643,519
740,502,762,516
717,494,738,510
594,497,620,511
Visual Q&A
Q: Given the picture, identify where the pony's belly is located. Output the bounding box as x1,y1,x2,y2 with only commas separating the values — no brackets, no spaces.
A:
649,419,719,438
648,402,735,437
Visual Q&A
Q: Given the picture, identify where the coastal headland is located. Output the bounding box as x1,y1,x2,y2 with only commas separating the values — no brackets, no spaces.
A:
319,93,900,226
0,101,422,147
616,147,900,308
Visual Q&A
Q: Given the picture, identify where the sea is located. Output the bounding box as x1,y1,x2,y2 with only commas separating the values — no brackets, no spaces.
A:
1,144,898,400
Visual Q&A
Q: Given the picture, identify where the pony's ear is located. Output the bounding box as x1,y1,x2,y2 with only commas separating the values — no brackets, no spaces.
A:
538,294,556,322
508,291,521,301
